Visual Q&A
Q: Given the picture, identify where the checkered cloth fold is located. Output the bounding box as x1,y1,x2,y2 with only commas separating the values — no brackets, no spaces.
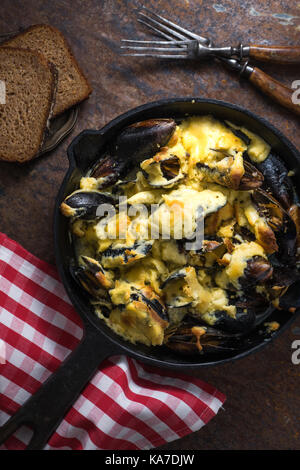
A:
0,232,225,450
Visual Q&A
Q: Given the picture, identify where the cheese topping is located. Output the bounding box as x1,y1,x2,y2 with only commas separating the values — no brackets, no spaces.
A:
65,115,281,349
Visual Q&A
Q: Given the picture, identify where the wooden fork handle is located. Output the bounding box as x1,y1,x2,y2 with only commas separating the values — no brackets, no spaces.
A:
248,66,300,115
248,45,300,64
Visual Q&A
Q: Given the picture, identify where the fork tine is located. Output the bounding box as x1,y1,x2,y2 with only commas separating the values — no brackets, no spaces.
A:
121,46,188,52
140,7,210,45
121,53,189,59
121,39,189,45
137,19,177,41
138,12,187,40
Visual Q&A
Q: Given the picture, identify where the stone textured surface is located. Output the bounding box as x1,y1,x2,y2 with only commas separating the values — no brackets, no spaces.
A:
0,0,300,450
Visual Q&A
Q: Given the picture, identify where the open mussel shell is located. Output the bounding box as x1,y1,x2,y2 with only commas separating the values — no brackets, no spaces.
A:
111,179,137,195
161,267,188,288
197,149,264,191
130,287,169,323
256,152,294,209
69,254,114,299
60,190,117,219
141,151,185,188
165,323,243,355
288,204,300,261
264,264,300,300
252,188,297,264
225,125,251,146
69,264,109,299
89,156,128,188
80,256,113,289
113,118,176,164
239,256,273,288
239,160,264,190
210,308,256,334
89,119,176,188
201,239,224,253
90,298,113,318
161,268,193,308
100,240,154,269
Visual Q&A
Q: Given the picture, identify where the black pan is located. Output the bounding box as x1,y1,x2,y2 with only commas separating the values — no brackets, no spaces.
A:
1,98,299,449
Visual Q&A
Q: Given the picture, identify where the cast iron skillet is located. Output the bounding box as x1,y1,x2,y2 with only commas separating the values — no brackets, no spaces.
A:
1,98,300,449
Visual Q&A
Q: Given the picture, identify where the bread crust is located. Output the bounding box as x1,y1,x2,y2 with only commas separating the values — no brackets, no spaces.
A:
2,24,92,116
0,47,58,163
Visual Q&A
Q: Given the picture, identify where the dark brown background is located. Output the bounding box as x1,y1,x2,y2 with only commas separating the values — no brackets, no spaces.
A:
1,0,300,450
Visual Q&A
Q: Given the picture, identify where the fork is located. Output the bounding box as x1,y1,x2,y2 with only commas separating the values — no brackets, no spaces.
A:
122,7,300,64
121,39,237,60
121,8,300,116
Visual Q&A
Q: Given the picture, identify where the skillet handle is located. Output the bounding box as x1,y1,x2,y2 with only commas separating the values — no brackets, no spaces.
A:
0,322,119,450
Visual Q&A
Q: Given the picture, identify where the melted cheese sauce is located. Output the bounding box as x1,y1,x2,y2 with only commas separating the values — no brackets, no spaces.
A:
216,241,266,289
70,115,277,348
225,120,271,163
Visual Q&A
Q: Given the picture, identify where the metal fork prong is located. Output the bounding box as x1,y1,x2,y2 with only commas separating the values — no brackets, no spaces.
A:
140,7,211,45
138,13,187,41
121,53,188,59
137,18,182,43
121,39,188,45
121,46,188,52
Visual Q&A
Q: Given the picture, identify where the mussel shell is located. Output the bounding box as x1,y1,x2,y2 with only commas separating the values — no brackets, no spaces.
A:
165,323,242,355
161,267,189,289
113,118,176,165
231,129,251,146
240,256,273,287
89,119,176,188
252,188,297,264
69,265,108,298
101,240,153,268
167,305,193,316
239,160,264,190
256,152,294,209
161,268,194,308
198,150,263,191
80,256,113,289
130,288,169,323
91,298,113,318
90,156,128,188
142,153,185,188
201,239,223,253
61,190,117,219
197,161,234,189
211,307,256,334
223,121,251,146
166,298,193,308
111,179,137,195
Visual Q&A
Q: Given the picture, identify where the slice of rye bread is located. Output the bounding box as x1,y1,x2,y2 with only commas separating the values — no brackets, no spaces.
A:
2,24,92,116
0,47,58,163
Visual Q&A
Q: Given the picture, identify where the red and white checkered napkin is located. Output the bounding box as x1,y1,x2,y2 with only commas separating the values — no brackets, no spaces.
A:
0,232,225,450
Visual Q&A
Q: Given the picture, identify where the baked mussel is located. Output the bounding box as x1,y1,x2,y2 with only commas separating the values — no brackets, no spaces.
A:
141,147,185,188
89,118,176,188
60,190,117,220
164,322,243,355
60,114,300,356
